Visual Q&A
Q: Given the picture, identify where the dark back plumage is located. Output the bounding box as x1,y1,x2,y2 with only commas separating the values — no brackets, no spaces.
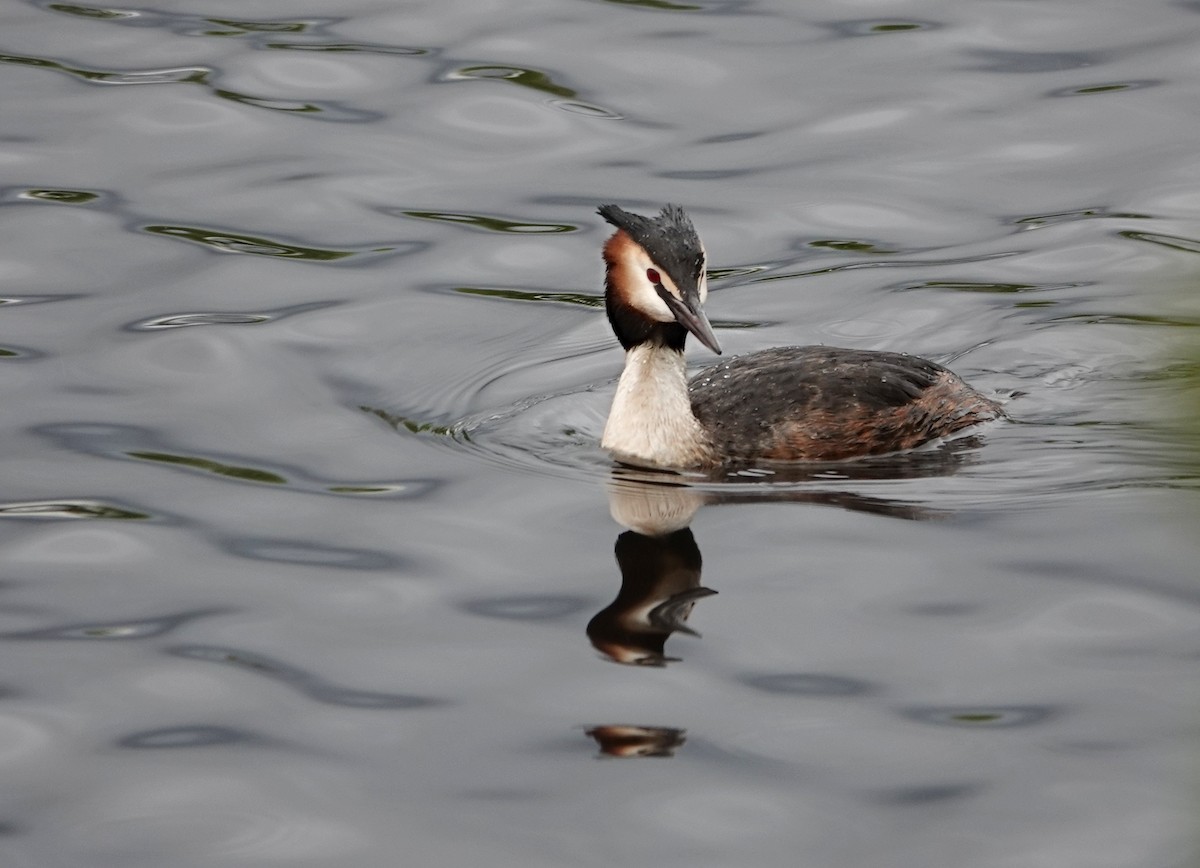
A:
689,346,1001,462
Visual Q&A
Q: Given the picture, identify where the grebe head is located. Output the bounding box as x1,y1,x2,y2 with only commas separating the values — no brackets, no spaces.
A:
598,204,722,354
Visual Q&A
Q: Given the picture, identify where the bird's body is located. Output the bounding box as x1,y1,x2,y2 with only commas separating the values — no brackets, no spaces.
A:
597,204,1002,470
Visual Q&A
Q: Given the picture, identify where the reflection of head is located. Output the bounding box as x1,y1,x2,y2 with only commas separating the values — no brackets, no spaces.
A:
584,724,687,758
587,528,715,666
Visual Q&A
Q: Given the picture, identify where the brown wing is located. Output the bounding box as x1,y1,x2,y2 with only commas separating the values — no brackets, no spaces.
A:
689,346,1001,462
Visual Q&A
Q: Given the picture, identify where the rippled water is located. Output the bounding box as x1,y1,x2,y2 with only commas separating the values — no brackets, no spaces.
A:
2,0,1200,866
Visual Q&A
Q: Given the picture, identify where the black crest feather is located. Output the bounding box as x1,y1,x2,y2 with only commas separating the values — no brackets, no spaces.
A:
597,204,705,286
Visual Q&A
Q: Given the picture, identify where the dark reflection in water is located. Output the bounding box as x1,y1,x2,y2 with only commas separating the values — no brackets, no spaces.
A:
900,705,1060,728
1047,79,1164,97
117,724,267,749
870,782,983,806
594,0,703,12
584,724,687,758
459,594,591,621
3,608,229,641
167,644,444,709
739,673,878,697
824,19,942,37
966,49,1105,73
588,528,715,666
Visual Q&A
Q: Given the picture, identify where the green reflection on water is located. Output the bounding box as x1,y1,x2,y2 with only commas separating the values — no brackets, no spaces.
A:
0,52,208,85
451,65,576,98
1050,313,1200,327
326,485,408,495
808,239,898,254
403,211,576,234
127,451,288,484
202,18,310,35
0,501,149,519
46,4,136,19
142,225,358,260
213,90,320,112
266,42,428,56
362,407,464,439
1122,231,1200,256
1014,207,1152,228
951,713,1003,724
906,281,1041,293
21,189,99,204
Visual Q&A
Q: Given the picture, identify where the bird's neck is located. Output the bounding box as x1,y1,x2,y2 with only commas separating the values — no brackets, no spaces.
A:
602,341,711,469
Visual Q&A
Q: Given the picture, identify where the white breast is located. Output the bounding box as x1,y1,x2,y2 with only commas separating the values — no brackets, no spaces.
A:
602,343,712,469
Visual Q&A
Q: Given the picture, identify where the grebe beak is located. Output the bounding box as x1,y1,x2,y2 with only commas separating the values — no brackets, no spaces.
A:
656,285,722,355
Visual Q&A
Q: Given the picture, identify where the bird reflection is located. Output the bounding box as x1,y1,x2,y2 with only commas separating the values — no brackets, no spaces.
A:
584,724,687,758
592,437,985,665
587,527,715,666
581,437,988,757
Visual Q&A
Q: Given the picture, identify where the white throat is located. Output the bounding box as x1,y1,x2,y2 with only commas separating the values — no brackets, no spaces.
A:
602,343,711,469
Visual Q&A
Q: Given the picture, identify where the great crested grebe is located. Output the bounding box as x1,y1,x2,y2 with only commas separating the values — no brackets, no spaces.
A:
597,203,1003,470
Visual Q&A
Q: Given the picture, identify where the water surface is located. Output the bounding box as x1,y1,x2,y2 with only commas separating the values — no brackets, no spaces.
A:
1,1,1199,866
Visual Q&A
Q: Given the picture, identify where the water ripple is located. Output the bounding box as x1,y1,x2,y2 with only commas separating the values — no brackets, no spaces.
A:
900,705,1060,728
458,594,592,621
738,673,879,697
35,423,436,499
40,3,431,56
0,51,381,122
594,0,702,10
1121,229,1200,255
0,499,151,520
117,724,268,749
3,608,229,640
443,64,577,98
219,537,402,571
14,188,101,205
393,210,578,234
126,301,339,331
966,49,1105,73
140,224,414,261
167,644,444,709
1011,206,1153,229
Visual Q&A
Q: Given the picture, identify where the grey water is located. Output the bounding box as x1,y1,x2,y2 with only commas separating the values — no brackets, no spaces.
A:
1,0,1199,865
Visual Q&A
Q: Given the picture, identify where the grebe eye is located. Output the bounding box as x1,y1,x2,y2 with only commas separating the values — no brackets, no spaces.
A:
646,268,661,284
